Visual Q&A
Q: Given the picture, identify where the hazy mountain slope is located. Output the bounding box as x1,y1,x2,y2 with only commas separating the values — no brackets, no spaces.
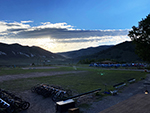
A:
0,43,65,65
0,41,142,65
58,45,113,59
58,41,142,63
0,43,63,59
90,41,141,62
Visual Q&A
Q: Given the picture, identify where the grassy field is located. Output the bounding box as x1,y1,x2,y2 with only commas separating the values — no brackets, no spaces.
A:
0,66,74,76
0,66,147,94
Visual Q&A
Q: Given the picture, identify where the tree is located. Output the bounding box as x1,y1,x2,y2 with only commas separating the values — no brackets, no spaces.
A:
128,14,150,62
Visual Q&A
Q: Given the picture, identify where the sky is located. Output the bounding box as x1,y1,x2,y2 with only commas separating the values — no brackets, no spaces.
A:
0,0,150,53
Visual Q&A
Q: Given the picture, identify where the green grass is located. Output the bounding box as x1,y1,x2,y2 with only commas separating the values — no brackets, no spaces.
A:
0,66,147,94
0,66,76,76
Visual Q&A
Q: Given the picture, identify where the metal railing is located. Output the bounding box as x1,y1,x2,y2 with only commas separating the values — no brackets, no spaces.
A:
31,84,72,101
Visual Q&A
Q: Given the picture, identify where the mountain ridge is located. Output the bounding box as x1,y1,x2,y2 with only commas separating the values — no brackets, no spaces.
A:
59,41,142,63
58,45,113,59
0,42,64,65
0,41,142,65
83,41,141,62
0,43,62,59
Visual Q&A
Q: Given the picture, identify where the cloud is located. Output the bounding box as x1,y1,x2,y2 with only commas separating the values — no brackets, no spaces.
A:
4,21,30,28
0,35,130,52
0,21,131,52
0,21,31,35
7,28,28,32
0,21,129,40
21,20,33,23
38,22,74,29
6,27,129,41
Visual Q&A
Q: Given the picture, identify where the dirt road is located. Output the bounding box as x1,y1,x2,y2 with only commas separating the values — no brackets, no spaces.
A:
0,71,85,82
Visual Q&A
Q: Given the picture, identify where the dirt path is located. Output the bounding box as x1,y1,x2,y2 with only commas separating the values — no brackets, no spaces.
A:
20,91,56,113
0,71,85,82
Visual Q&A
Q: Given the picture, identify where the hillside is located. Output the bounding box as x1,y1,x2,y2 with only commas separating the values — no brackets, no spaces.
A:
0,43,64,65
58,45,113,59
88,41,141,62
0,41,142,65
59,41,142,63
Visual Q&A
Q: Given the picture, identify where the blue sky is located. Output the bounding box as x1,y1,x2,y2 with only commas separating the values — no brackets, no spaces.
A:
0,0,150,52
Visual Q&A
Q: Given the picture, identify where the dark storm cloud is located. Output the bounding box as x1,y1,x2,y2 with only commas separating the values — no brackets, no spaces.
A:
11,27,128,40
0,21,129,43
56,38,102,43
5,23,21,27
7,28,27,32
